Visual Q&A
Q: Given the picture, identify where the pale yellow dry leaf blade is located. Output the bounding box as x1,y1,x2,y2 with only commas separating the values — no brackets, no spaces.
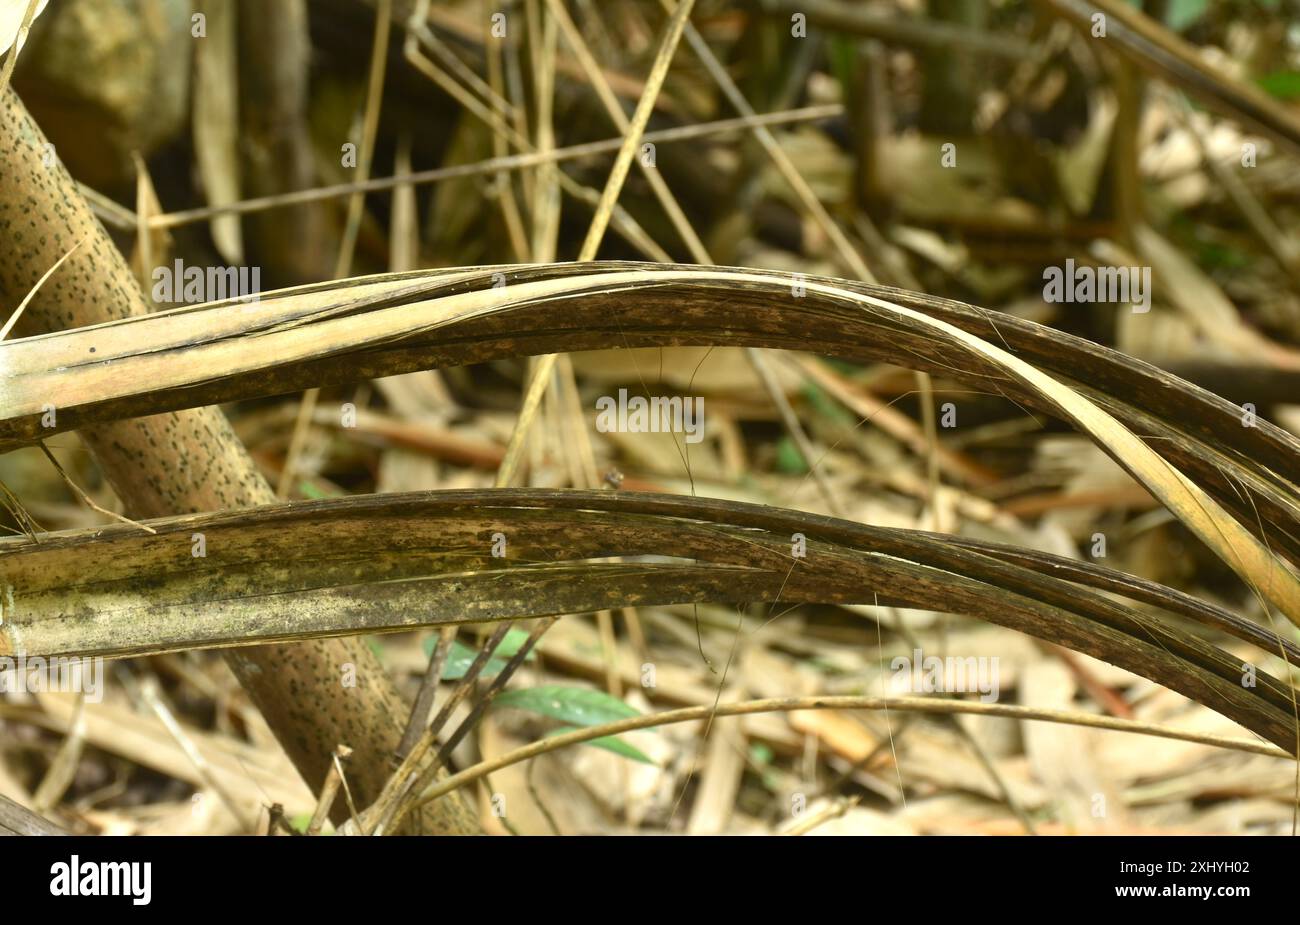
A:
1056,91,1117,216
809,274,1300,629
191,0,243,264
0,0,47,57
128,154,171,292
670,268,1300,629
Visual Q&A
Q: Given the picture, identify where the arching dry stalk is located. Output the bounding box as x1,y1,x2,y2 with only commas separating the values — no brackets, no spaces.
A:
5,264,1299,620
3,488,1298,750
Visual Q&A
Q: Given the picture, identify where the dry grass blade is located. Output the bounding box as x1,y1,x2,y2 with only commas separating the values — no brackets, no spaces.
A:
0,233,88,341
494,0,696,486
0,0,43,96
0,792,64,836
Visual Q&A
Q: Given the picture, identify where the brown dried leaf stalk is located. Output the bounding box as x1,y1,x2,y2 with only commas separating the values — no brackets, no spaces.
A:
5,263,1299,621
2,488,1297,751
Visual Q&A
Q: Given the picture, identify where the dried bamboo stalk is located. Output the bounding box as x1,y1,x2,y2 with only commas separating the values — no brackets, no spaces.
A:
0,87,476,834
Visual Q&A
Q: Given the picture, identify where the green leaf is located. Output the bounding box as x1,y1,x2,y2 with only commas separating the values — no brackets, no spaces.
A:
495,684,640,725
826,36,856,91
289,812,315,834
1257,71,1300,101
1165,0,1207,31
775,436,808,474
801,380,855,426
748,742,781,792
297,480,337,500
495,685,656,764
426,628,535,680
823,358,861,376
547,727,654,765
442,640,505,679
1193,240,1248,271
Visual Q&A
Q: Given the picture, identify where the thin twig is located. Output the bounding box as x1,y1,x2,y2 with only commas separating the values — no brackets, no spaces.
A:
0,233,89,341
38,442,157,534
306,744,353,835
364,623,515,834
389,617,558,829
335,0,392,278
412,694,1291,812
397,627,456,759
145,106,841,229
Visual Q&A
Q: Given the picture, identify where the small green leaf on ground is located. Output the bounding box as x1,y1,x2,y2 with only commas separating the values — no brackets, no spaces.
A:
1257,71,1300,100
546,727,654,764
775,436,808,473
1165,0,1207,31
495,685,655,764
427,628,536,680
